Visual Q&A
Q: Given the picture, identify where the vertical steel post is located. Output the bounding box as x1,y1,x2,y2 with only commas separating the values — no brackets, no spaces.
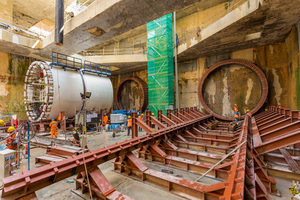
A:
132,112,138,138
27,121,30,170
167,109,171,119
146,111,151,127
174,108,179,117
186,107,189,113
158,110,162,123
173,12,179,109
55,0,64,45
180,108,184,114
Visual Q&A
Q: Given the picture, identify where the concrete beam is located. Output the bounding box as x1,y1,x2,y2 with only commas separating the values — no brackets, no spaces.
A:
41,0,203,56
84,54,147,65
177,0,300,61
0,29,45,60
178,0,263,57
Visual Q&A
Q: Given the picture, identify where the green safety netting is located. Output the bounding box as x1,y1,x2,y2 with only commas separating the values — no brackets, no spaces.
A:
147,13,174,116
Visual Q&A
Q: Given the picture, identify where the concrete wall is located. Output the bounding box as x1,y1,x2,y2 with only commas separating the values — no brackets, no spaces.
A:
90,33,147,54
256,27,300,110
0,52,36,120
112,27,300,116
0,24,298,119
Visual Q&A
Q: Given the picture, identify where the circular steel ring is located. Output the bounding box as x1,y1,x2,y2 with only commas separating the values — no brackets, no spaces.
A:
116,77,148,112
198,59,268,121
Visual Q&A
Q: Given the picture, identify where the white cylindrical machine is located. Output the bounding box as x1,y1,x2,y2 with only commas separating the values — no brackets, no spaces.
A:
24,61,113,122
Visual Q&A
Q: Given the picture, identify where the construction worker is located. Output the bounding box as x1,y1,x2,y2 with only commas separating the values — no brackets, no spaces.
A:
151,113,156,130
6,127,17,149
234,104,239,112
127,116,132,136
103,113,108,126
49,119,58,138
138,114,144,131
247,110,252,118
234,104,239,122
5,126,22,162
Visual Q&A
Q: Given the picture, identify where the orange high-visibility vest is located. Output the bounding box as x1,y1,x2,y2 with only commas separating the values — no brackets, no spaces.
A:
138,116,143,121
234,113,239,118
49,121,58,130
247,112,252,118
127,119,132,127
234,106,238,112
6,132,19,149
103,116,108,123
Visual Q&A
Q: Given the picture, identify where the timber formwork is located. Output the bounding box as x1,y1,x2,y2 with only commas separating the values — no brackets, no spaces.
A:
3,106,300,199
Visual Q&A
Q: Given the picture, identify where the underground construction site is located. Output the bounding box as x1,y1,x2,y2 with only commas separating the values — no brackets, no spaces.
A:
0,0,300,200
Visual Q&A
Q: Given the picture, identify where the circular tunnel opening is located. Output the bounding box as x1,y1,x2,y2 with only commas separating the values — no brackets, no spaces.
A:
116,77,148,112
198,59,268,121
202,64,262,117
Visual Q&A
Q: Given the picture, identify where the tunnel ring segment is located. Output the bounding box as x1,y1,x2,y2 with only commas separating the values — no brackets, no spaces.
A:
198,59,268,121
116,77,148,112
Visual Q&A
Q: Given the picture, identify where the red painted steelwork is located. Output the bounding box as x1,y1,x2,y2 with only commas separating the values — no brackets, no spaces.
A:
1,111,213,199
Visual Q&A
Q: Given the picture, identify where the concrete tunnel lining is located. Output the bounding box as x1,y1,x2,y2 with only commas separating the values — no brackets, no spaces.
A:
198,59,268,121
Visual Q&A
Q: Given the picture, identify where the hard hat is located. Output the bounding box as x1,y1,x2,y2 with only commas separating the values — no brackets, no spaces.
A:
234,104,237,106
152,113,154,116
128,116,131,119
141,114,144,116
52,118,55,121
0,119,4,127
104,113,106,116
8,126,15,133
247,110,249,112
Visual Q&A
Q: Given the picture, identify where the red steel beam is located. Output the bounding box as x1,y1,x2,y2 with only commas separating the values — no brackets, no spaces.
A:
279,148,300,173
1,113,213,199
255,129,300,155
221,116,249,200
114,152,226,199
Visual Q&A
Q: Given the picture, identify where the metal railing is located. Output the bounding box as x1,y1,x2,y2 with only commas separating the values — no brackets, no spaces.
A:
176,0,246,46
51,52,111,76
80,47,147,56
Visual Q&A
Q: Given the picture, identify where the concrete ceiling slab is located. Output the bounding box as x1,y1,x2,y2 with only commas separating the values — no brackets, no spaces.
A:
177,0,300,62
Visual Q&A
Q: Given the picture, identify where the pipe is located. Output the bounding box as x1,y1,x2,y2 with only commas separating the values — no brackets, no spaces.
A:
197,139,247,182
55,0,64,45
173,12,179,109
27,121,30,170
78,69,93,199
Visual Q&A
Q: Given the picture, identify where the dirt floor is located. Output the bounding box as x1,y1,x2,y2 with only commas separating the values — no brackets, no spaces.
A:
0,130,294,199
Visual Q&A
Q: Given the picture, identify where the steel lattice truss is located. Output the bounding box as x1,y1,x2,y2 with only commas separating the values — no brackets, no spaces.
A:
1,106,300,200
